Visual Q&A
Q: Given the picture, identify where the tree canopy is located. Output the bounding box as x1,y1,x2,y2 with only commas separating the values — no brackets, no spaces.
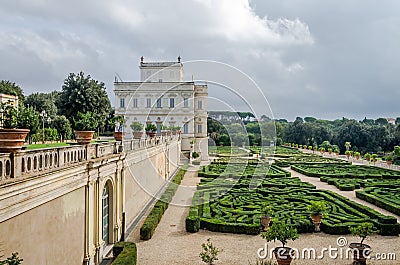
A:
57,72,111,129
0,80,25,102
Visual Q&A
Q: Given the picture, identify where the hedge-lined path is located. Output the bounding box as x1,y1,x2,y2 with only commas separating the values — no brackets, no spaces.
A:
128,166,400,265
287,168,400,223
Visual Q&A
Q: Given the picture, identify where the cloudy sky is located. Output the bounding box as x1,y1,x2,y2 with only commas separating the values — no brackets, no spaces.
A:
1,0,399,120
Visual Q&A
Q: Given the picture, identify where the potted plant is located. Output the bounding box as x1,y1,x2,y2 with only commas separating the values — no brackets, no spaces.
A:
354,152,361,160
334,148,340,156
112,115,126,141
345,150,352,159
319,147,325,155
306,200,327,232
313,145,317,153
73,112,98,145
261,221,298,265
385,155,393,166
130,121,144,139
0,104,38,152
308,146,312,151
328,148,333,155
364,153,371,162
145,123,157,138
371,154,378,165
349,222,379,265
199,238,222,265
260,203,274,231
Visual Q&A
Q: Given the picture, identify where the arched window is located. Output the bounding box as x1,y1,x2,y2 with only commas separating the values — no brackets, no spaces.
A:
102,184,110,244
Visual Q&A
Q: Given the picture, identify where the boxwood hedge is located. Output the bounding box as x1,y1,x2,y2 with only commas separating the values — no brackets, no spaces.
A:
140,165,188,240
186,162,400,236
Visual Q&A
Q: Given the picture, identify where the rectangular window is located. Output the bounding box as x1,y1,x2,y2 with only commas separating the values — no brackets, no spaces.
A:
156,98,162,108
183,98,188,108
120,98,125,108
133,98,138,108
197,124,202,133
198,100,202,109
146,98,151,108
183,123,189,134
170,98,175,108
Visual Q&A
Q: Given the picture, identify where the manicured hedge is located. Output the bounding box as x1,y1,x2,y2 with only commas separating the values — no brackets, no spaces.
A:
112,242,137,265
139,165,188,240
356,187,400,216
275,155,350,167
186,161,400,236
291,164,400,179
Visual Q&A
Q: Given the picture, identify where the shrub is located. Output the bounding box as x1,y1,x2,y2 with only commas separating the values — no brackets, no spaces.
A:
112,242,137,265
349,222,379,245
139,165,187,240
199,238,222,265
260,221,299,247
73,112,98,131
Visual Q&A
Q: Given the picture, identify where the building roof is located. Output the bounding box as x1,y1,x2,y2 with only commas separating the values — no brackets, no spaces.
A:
140,62,182,68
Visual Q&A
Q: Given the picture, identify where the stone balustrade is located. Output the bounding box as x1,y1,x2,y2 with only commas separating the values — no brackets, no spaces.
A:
0,134,179,183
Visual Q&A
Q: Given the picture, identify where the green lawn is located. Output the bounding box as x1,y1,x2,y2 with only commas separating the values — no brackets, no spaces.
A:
25,142,70,150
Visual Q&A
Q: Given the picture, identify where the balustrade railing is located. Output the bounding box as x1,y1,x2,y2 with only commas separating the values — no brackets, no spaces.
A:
0,134,179,182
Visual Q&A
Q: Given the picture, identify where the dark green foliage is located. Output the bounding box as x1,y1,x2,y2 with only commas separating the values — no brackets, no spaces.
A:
356,187,400,216
139,165,187,240
0,80,25,101
291,164,400,180
260,221,299,247
0,104,39,132
73,112,99,131
145,123,157,132
186,161,400,236
25,91,59,118
0,252,23,265
112,242,137,265
57,72,111,129
52,115,72,140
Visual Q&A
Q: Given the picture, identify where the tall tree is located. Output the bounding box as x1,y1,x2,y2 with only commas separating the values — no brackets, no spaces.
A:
25,92,59,118
57,72,111,129
0,80,25,102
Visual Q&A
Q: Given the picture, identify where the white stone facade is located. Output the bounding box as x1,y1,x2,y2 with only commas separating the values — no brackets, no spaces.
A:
114,57,208,160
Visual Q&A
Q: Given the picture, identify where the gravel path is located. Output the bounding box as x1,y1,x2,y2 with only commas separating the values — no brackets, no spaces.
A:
128,165,400,265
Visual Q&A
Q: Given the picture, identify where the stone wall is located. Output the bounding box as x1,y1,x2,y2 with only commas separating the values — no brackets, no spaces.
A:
0,135,181,265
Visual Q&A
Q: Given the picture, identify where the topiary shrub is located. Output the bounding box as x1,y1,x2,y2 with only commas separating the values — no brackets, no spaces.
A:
112,242,137,265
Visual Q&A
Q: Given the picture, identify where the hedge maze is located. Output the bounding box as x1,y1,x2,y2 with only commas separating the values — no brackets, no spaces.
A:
187,161,400,236
356,185,400,216
291,163,400,191
287,158,400,216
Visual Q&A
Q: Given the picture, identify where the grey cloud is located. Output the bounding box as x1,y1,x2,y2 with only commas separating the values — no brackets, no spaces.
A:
0,0,399,120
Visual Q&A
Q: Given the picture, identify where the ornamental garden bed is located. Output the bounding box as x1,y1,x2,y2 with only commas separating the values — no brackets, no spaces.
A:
186,164,400,236
291,164,400,179
275,155,350,167
356,185,400,216
198,162,290,179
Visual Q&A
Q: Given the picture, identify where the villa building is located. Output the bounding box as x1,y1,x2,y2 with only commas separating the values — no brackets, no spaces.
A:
114,57,208,160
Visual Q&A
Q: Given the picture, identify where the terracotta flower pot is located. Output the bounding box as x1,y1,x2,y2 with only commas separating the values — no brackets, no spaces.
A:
113,131,125,141
349,243,371,265
273,247,294,265
74,131,95,145
0,128,30,153
146,131,156,138
260,216,271,231
133,131,143,139
310,214,323,232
